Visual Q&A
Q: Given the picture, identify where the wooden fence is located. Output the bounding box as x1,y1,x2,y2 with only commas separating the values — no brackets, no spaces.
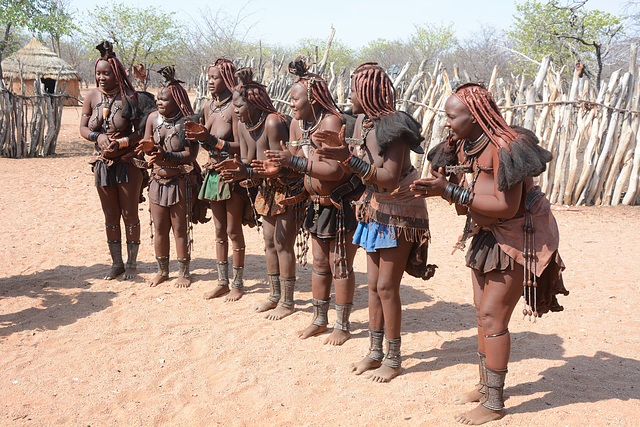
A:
0,72,68,158
192,46,640,206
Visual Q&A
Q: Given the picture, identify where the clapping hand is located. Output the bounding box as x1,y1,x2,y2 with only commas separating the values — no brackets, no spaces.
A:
315,125,349,162
410,168,448,198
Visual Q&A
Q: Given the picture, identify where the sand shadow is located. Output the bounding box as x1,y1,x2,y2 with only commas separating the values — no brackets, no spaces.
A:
404,332,566,375
0,263,117,337
507,350,640,413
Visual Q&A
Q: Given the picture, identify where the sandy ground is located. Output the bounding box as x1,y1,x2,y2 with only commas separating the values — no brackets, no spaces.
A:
1,102,639,426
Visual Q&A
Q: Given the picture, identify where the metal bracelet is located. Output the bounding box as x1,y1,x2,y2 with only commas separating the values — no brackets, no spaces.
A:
88,131,101,142
163,151,184,163
290,155,309,173
278,166,291,177
346,155,371,178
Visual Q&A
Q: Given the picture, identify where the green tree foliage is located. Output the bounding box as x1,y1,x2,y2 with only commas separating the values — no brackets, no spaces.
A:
293,37,356,72
409,22,458,66
82,3,179,77
0,0,73,79
507,0,623,86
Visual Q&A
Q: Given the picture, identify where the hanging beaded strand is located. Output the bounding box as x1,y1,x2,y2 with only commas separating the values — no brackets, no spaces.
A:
333,200,348,279
522,211,538,321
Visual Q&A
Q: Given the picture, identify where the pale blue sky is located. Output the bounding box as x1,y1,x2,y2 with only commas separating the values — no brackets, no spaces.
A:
69,0,628,48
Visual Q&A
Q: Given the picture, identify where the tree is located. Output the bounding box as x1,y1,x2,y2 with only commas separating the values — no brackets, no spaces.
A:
357,38,413,69
0,0,73,80
293,37,356,73
39,0,76,56
81,3,179,80
507,0,623,88
409,22,458,67
454,26,512,82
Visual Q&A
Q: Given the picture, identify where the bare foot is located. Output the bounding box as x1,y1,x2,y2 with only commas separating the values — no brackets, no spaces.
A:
104,265,125,280
149,273,168,287
454,404,503,425
453,386,484,405
254,299,278,313
175,276,191,288
203,284,229,299
297,324,327,339
324,329,350,346
123,266,137,280
350,356,381,375
264,304,294,320
224,287,244,302
366,365,402,383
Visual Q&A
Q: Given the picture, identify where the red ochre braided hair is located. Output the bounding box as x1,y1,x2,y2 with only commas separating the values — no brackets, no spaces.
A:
209,58,238,93
157,65,194,117
351,62,396,119
94,40,137,105
288,56,341,117
453,82,518,150
234,67,285,120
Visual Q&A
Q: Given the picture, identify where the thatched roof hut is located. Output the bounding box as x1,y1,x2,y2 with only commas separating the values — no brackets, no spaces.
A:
1,38,80,106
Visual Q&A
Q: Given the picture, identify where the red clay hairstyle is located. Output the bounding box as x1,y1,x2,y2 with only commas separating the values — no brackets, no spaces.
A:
234,67,284,120
351,62,396,119
157,65,194,117
94,40,137,104
288,56,341,117
209,58,238,93
453,83,518,149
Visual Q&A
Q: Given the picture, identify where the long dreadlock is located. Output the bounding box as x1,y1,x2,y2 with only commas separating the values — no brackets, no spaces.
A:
288,56,341,118
95,40,137,105
157,65,194,117
453,83,518,151
234,67,285,120
209,58,238,93
351,62,396,119
350,62,423,155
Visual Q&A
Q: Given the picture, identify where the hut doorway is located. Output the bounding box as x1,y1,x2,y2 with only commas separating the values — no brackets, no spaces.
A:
41,77,55,94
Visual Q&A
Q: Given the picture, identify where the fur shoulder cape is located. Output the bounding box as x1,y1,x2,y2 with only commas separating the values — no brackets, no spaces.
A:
428,126,552,192
374,111,424,155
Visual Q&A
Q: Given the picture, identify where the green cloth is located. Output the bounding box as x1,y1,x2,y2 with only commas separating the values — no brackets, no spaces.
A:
199,170,231,201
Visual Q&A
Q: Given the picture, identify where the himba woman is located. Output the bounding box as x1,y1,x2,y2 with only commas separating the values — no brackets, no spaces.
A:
257,57,361,345
184,58,249,301
315,63,436,381
411,82,568,424
215,67,301,320
79,40,146,280
135,66,198,287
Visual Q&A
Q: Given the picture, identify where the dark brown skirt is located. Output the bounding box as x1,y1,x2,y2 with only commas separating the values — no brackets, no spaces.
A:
303,201,357,240
466,229,568,316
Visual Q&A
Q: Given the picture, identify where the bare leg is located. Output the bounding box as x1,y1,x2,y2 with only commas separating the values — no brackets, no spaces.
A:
366,237,412,383
254,216,280,312
351,251,384,375
225,191,246,301
170,183,191,288
324,232,357,346
149,202,171,287
118,167,143,280
455,264,523,425
454,270,487,405
97,185,124,280
298,236,331,339
265,208,298,320
204,200,230,298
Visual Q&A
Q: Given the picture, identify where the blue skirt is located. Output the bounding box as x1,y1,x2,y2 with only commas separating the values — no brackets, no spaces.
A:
352,221,398,252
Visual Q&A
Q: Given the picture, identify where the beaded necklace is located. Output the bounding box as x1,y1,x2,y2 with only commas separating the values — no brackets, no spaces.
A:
210,95,232,124
154,112,183,149
245,111,266,132
290,111,325,149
